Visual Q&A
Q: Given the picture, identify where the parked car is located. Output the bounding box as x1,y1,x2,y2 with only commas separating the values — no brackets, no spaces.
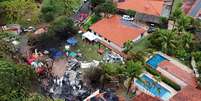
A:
147,23,158,33
122,15,134,21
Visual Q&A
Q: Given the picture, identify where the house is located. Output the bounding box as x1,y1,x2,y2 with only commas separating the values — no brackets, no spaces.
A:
132,93,161,101
183,0,201,19
87,15,145,55
116,0,173,23
170,86,201,101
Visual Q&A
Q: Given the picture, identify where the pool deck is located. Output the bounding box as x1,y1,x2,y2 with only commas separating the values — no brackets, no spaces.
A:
157,52,193,74
134,73,177,100
157,67,187,88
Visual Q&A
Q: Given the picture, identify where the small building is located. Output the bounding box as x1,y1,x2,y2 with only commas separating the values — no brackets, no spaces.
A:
170,86,201,101
87,15,145,56
132,93,161,101
116,0,173,23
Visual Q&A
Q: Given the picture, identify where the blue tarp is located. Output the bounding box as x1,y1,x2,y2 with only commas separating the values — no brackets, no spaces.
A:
49,48,64,59
66,37,78,46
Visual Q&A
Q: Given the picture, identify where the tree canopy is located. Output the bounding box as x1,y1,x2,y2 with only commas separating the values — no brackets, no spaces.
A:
95,0,117,16
1,0,39,24
0,59,36,101
41,0,80,22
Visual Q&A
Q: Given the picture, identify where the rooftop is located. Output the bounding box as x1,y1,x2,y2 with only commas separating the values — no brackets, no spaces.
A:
117,0,164,16
132,93,161,101
158,60,197,88
187,0,201,17
171,86,201,101
90,15,145,47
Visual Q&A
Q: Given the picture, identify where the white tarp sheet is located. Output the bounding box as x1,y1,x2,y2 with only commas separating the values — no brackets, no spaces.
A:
82,31,98,41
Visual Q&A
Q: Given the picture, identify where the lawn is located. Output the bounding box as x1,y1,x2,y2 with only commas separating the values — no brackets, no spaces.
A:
83,14,101,30
171,0,183,15
73,35,102,61
130,35,151,52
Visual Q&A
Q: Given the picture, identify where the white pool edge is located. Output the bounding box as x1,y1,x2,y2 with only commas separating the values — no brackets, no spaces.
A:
134,73,177,101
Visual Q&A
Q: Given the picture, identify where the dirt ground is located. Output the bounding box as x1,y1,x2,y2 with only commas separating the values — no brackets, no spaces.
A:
52,59,68,77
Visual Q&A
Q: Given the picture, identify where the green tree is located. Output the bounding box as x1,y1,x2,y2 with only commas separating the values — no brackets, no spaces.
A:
190,18,201,32
0,59,36,101
1,0,39,24
0,32,22,61
91,0,105,7
51,16,78,38
123,40,134,53
176,15,192,32
127,51,146,63
124,61,143,94
95,1,117,17
62,0,80,15
125,9,136,17
149,29,178,54
180,32,193,49
100,63,124,88
41,4,55,22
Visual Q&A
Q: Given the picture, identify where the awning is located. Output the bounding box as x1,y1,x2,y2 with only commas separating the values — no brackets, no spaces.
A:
66,37,78,46
82,31,98,41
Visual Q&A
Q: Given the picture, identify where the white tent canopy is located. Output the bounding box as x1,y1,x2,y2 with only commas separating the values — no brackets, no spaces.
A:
82,31,98,41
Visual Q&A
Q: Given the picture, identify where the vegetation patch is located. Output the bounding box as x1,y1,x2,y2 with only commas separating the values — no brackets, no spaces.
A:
171,0,183,16
83,14,101,30
73,35,102,61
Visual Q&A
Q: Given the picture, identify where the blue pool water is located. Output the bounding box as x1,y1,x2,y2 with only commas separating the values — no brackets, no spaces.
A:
135,74,172,100
146,54,167,69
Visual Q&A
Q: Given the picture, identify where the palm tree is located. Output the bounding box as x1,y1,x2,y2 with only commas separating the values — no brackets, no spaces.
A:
123,40,134,53
100,63,124,89
181,32,193,49
176,15,191,32
152,29,177,54
172,6,183,29
127,51,146,63
124,61,143,94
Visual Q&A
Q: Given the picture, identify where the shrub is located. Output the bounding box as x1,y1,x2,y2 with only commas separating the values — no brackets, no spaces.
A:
161,76,181,91
144,66,160,76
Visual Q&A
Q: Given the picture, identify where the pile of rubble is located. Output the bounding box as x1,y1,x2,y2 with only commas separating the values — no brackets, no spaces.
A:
44,59,91,101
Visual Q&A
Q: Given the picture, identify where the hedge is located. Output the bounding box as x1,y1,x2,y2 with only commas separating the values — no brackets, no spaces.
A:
145,66,181,91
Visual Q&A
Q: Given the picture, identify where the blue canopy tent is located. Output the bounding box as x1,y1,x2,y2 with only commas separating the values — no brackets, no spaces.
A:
49,48,64,59
66,37,78,46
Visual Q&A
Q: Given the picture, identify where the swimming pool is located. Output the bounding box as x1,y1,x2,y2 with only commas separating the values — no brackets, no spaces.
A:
146,54,167,69
135,74,172,100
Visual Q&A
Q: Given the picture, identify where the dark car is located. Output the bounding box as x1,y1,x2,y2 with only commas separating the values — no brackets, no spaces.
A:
147,23,158,33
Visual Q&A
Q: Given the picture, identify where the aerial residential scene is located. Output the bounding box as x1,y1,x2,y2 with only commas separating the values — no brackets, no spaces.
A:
1,0,201,101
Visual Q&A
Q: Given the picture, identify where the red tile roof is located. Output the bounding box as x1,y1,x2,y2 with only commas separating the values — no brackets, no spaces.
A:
132,93,161,101
171,86,201,101
90,15,145,47
158,60,197,87
117,0,164,16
